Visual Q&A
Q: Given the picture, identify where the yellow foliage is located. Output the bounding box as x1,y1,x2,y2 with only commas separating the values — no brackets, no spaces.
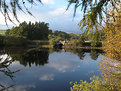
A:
102,8,121,61
70,5,121,91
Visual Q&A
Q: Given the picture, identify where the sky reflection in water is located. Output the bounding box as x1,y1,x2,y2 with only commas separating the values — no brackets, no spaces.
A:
0,48,103,91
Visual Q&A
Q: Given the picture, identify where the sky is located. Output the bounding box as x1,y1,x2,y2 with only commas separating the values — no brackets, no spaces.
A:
0,0,84,34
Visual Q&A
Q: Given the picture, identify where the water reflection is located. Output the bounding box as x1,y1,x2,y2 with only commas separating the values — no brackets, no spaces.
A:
4,47,49,67
0,55,19,90
50,48,103,61
90,50,100,60
3,47,103,68
0,47,103,91
8,84,36,91
48,52,81,72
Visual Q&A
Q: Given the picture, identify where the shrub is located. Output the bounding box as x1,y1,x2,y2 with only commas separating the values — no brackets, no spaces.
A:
70,76,120,91
0,35,5,46
49,39,57,45
4,36,29,46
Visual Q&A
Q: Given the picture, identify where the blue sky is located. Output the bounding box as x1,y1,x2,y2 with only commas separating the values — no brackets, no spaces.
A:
0,0,84,34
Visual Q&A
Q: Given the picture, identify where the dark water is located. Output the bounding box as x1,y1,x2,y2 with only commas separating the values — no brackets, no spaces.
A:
0,47,103,91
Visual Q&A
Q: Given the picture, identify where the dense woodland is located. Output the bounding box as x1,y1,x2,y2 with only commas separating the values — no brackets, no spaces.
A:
8,21,49,40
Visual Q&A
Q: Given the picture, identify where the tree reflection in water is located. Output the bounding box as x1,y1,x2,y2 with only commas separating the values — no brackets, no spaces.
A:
0,47,104,91
0,47,49,90
90,50,100,60
60,48,102,60
0,55,19,90
4,47,49,67
3,47,102,68
71,52,121,91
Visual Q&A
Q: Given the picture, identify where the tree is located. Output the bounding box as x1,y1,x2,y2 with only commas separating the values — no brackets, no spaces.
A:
9,21,49,40
102,7,121,61
68,0,120,24
0,55,19,90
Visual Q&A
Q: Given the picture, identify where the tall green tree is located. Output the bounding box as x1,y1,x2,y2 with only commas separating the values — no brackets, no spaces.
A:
9,21,49,40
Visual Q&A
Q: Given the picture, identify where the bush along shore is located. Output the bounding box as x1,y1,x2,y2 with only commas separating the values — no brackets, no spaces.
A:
0,35,103,49
0,35,49,48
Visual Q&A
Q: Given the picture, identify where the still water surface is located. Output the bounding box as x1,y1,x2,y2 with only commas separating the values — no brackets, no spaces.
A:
0,48,103,91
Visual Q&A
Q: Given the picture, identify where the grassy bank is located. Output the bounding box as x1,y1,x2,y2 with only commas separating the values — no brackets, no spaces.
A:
0,35,102,49
0,30,7,35
0,35,50,47
63,45,102,49
0,35,30,46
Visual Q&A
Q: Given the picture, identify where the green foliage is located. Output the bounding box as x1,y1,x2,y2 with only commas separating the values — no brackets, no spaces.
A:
53,31,70,39
4,36,29,46
70,76,120,91
0,30,7,35
68,0,111,17
68,0,119,30
91,42,97,47
9,27,20,37
75,40,84,47
90,50,99,60
49,30,79,40
85,30,104,47
5,29,10,36
49,37,62,45
49,39,56,45
4,47,49,67
49,30,80,46
0,57,18,90
70,34,86,46
48,29,53,35
9,21,49,40
0,0,42,24
0,35,5,46
79,12,99,33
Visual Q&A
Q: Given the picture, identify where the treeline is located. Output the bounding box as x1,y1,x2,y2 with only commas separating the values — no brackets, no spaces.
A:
7,21,49,40
48,28,104,47
49,30,79,40
72,30,104,47
0,21,49,46
0,21,104,48
49,30,80,45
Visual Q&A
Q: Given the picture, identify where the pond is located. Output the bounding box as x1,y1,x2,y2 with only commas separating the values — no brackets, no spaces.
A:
0,47,103,91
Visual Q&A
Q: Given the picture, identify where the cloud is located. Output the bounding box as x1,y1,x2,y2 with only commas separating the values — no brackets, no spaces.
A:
9,84,36,91
48,52,81,72
49,6,70,17
0,13,13,25
0,1,83,33
40,73,54,80
41,0,55,5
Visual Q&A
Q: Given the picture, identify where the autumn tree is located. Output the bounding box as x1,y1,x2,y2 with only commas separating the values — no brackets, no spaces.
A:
102,7,121,61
